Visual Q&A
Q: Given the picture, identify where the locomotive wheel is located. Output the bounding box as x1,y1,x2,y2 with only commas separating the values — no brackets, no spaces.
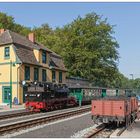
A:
59,105,62,109
26,107,30,112
30,106,34,112
55,105,58,110
51,106,54,110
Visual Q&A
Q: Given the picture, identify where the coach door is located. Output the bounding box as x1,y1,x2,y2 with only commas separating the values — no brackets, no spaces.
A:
2,86,11,103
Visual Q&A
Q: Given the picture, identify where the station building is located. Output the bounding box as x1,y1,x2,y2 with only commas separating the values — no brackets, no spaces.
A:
0,29,67,104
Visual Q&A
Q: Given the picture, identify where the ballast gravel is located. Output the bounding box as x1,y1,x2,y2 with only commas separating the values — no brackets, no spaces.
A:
4,112,95,138
0,105,90,126
71,124,99,138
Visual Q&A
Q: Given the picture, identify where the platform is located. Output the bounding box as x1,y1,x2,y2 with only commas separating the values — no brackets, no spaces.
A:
119,119,140,138
0,104,25,113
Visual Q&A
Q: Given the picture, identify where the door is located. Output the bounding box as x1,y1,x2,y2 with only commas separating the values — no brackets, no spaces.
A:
2,87,11,103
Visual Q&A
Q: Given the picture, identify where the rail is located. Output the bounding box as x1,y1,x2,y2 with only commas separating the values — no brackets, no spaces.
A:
0,107,90,136
0,111,38,120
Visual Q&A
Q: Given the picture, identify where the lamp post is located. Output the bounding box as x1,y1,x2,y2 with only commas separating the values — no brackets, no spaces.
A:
130,74,134,80
130,74,134,96
9,61,16,109
10,61,12,108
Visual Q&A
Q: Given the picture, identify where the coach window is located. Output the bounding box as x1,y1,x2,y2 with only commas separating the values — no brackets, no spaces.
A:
42,69,46,81
4,47,10,59
34,68,39,81
25,66,30,80
52,70,56,82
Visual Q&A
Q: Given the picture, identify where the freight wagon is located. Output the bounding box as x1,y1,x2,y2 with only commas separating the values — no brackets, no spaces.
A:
91,96,138,127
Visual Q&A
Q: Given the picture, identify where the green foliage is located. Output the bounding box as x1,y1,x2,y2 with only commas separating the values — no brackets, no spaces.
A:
0,11,133,88
127,78,140,89
38,13,120,87
0,12,14,29
0,12,31,36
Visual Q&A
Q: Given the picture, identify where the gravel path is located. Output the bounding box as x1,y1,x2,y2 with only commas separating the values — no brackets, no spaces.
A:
13,112,94,138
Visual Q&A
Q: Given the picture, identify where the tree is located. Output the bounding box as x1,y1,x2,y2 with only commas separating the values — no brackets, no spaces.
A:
0,12,31,36
0,11,123,87
0,12,15,29
44,13,120,87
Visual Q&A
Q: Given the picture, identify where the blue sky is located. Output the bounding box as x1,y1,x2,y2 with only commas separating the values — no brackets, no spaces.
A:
0,2,140,79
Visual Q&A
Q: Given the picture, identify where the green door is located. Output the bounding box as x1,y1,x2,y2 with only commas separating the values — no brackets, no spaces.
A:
3,87,11,103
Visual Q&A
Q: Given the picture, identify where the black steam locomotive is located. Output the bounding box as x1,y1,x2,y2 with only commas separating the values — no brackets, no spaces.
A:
25,82,77,112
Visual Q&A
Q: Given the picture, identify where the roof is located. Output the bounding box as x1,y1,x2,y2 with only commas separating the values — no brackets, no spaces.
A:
0,30,52,53
0,30,41,66
0,30,39,50
0,30,67,70
14,45,41,66
34,42,52,53
50,52,67,71
50,51,62,58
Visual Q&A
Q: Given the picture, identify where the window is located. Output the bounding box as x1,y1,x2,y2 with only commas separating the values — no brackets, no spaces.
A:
42,51,47,64
52,71,56,82
34,68,39,81
25,66,30,80
42,69,46,81
59,72,62,83
4,47,10,58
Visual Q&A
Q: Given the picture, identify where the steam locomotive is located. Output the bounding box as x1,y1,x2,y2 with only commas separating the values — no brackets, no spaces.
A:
24,80,137,112
25,82,77,112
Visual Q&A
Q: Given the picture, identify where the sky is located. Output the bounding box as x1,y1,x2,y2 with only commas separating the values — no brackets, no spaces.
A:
0,2,140,79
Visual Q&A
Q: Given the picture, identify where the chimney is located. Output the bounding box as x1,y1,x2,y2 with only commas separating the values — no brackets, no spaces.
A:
28,33,35,43
0,29,5,34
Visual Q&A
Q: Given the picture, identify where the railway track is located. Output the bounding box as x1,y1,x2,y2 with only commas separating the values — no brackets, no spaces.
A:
0,111,38,120
92,125,115,138
83,124,117,138
0,107,90,136
116,127,126,136
83,121,135,138
0,105,89,121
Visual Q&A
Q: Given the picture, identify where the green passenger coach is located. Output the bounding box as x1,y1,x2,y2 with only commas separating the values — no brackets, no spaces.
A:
68,87,132,106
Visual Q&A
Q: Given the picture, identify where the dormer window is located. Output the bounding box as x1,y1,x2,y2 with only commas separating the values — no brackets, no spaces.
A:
4,47,10,58
42,50,47,64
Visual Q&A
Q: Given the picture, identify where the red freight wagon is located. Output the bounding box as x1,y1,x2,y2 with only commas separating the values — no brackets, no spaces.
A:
91,96,138,127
